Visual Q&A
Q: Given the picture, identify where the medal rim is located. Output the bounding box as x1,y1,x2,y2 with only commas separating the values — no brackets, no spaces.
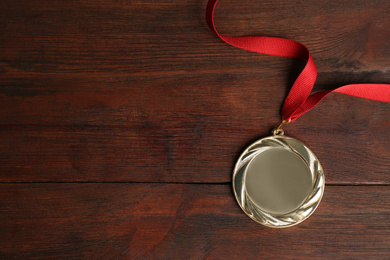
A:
232,135,325,228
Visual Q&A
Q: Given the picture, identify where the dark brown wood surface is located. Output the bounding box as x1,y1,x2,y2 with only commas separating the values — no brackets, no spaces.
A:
0,184,389,259
0,0,389,258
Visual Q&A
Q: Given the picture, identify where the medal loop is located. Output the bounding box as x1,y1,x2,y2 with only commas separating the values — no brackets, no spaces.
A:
272,128,284,136
273,119,290,136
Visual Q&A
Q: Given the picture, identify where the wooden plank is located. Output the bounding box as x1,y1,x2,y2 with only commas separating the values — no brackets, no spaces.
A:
0,0,389,127
0,183,389,259
0,0,388,75
0,0,389,183
0,93,389,183
0,1,389,260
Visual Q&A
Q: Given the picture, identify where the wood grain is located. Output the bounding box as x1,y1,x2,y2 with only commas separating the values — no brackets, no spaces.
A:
0,0,390,184
0,101,389,183
0,0,389,258
0,184,389,259
0,0,389,183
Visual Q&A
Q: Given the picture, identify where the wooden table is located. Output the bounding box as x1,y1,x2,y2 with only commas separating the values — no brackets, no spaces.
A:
1,0,389,258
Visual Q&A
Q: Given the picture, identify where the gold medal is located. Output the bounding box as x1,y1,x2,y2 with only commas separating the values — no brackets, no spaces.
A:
207,0,390,228
233,123,325,228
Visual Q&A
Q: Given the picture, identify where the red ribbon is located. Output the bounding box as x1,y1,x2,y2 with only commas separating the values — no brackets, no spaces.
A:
206,0,390,122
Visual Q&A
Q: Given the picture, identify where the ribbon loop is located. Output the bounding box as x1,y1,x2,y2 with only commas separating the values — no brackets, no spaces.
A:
206,0,390,122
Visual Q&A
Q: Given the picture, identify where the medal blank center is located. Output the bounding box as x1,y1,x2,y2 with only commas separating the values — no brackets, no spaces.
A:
245,148,312,215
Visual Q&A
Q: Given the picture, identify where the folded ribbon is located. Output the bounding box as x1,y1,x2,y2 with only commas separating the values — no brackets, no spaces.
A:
206,0,390,122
